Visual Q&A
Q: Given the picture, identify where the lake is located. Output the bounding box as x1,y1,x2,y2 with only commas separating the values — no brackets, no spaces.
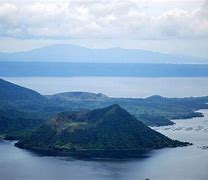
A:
2,77,208,97
1,77,208,180
0,109,208,180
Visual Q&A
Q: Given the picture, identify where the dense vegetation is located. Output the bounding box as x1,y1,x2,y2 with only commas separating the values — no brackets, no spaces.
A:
0,79,208,139
16,105,189,158
0,107,45,139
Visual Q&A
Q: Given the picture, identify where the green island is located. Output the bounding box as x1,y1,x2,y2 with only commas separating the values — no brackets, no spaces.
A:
15,104,190,158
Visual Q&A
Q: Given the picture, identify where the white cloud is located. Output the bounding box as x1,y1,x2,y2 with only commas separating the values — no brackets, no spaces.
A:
0,0,207,39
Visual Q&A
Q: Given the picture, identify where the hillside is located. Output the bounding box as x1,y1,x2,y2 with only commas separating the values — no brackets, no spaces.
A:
46,92,208,126
16,104,189,158
0,108,44,139
0,79,59,137
0,79,44,102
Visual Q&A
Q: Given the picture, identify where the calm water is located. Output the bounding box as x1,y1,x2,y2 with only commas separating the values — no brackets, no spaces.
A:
2,77,208,97
0,110,208,180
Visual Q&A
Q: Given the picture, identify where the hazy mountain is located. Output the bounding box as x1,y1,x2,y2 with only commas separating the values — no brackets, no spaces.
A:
15,104,189,158
0,44,207,64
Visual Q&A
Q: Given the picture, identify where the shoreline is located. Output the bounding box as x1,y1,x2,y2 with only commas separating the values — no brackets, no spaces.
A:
15,140,191,159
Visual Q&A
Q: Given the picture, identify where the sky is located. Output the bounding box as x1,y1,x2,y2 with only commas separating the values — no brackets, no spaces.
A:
0,0,208,58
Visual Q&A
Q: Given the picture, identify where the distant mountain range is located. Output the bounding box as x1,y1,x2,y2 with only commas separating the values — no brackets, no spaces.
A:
1,44,208,77
0,44,207,64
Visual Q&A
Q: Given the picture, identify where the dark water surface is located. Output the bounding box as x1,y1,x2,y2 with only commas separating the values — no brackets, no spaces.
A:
0,110,208,180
